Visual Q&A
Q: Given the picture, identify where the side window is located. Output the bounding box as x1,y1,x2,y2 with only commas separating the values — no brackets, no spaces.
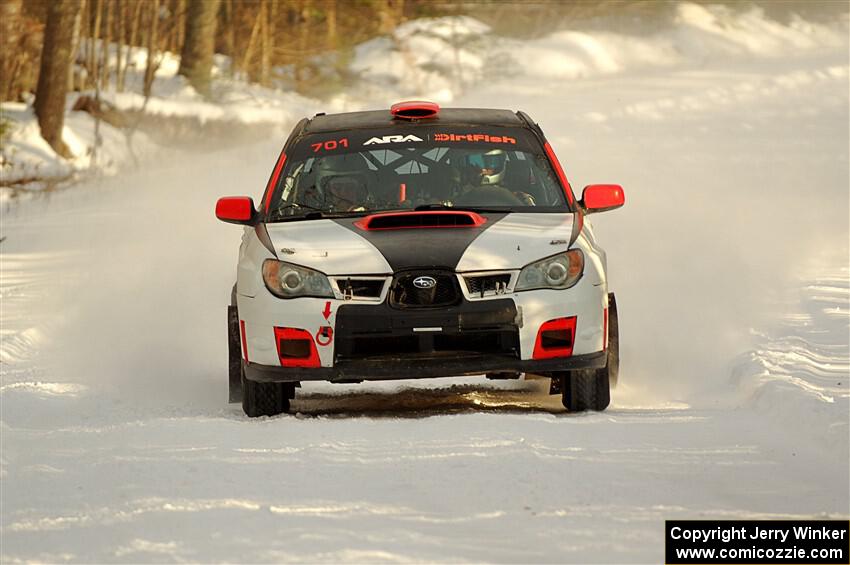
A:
532,154,563,205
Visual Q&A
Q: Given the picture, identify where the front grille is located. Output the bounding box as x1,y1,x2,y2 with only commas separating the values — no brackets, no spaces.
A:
465,273,512,297
334,299,520,362
389,271,460,309
333,277,386,300
341,331,518,359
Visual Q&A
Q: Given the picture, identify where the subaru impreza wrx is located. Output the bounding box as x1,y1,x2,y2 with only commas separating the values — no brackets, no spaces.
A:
216,101,624,417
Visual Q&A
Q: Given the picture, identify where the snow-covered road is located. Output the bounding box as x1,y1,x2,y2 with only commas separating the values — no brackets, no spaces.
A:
2,6,848,562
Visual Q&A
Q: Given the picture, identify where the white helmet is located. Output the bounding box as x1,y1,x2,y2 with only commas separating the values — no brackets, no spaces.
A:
465,149,507,185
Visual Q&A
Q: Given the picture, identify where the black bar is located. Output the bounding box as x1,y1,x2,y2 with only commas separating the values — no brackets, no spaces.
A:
666,520,849,564
243,351,607,383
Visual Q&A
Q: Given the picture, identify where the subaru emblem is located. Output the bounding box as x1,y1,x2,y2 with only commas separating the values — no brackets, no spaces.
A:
413,276,437,289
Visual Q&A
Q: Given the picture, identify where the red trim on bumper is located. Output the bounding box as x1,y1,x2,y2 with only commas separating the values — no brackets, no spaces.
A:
274,327,320,368
533,316,577,360
603,306,608,351
239,319,249,362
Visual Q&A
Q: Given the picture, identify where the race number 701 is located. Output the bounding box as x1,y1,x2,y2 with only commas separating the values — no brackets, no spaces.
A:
311,138,349,152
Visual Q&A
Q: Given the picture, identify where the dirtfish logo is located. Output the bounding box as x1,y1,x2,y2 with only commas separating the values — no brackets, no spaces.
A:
363,134,423,145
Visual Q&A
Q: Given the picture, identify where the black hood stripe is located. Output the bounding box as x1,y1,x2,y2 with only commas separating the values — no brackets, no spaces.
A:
334,213,507,272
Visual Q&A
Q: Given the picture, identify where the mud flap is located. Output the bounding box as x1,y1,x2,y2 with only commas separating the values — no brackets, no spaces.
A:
228,305,243,403
606,292,620,388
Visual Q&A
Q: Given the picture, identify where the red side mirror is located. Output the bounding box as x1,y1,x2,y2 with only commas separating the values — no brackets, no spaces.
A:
581,184,625,214
216,196,256,225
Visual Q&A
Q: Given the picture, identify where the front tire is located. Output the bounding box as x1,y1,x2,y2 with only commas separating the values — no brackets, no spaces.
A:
241,371,294,417
560,294,617,411
561,368,610,411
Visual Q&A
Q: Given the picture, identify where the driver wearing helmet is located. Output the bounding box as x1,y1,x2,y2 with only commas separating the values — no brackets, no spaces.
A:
456,149,536,206
466,148,507,186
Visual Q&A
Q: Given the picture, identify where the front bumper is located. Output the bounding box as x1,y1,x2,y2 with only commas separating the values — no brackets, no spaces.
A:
243,351,606,383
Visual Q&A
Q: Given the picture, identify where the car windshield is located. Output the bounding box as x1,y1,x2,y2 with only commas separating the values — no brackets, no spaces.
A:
265,127,571,221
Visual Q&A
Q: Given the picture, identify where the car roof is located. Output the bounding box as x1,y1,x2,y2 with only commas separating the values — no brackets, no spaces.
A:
304,107,525,133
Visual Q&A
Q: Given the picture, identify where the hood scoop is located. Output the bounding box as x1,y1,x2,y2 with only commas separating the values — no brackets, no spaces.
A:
354,211,487,231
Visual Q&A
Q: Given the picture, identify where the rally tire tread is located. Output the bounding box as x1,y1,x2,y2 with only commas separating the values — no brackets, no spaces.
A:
593,368,611,411
241,373,291,417
562,369,610,412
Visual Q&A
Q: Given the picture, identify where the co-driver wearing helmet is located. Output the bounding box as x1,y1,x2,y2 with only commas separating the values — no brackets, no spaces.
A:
305,154,372,212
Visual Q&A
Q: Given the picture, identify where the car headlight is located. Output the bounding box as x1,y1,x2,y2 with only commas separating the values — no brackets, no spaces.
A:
515,249,584,291
262,259,334,299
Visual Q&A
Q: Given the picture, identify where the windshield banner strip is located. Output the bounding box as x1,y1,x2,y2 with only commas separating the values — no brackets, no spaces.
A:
286,127,540,160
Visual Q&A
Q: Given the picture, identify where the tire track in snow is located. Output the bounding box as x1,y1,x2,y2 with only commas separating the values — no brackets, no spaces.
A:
734,266,849,404
619,63,849,121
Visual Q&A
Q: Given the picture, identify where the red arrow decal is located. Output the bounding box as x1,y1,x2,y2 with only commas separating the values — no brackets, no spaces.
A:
322,301,332,321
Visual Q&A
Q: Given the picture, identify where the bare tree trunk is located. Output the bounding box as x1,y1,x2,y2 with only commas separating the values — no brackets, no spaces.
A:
99,0,112,91
167,0,176,53
260,0,270,86
222,0,235,76
177,0,221,97
143,0,160,98
35,0,81,158
176,0,186,52
114,0,125,92
82,0,92,86
378,0,403,35
294,0,311,91
241,5,262,82
119,0,143,92
0,0,24,101
86,0,103,88
325,0,337,52
69,0,85,92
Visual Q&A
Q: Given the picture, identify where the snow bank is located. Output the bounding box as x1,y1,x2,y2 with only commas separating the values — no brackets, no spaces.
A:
346,16,491,105
1,47,320,199
0,101,158,196
97,49,321,126
341,3,848,104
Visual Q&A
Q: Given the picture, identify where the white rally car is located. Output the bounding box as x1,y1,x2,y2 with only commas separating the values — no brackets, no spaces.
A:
216,102,624,417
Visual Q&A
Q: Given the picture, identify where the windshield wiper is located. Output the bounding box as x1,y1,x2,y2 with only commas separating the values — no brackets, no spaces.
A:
267,203,376,222
414,203,509,213
267,203,336,222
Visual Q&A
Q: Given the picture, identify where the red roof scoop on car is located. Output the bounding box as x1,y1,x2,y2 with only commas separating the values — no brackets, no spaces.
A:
390,101,440,120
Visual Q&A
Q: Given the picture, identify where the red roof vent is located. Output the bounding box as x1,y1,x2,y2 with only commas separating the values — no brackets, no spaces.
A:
390,101,440,120
354,210,486,231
